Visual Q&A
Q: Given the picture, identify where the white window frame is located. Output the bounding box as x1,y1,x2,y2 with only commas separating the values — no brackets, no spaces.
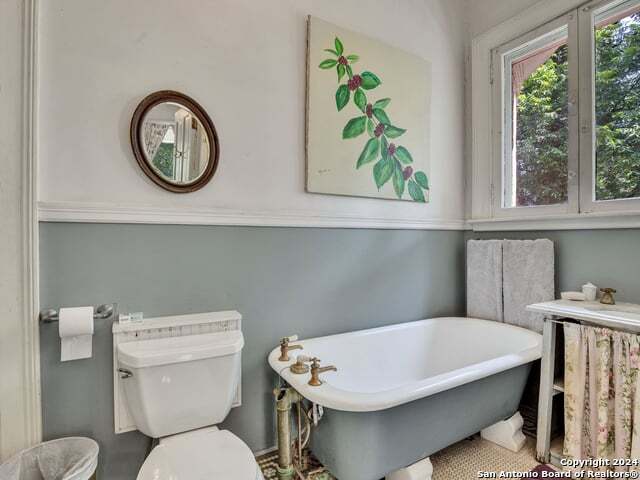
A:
578,0,640,213
473,0,640,228
491,11,579,218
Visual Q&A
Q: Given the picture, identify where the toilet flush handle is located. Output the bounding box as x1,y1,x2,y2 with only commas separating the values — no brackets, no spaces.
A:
118,368,133,379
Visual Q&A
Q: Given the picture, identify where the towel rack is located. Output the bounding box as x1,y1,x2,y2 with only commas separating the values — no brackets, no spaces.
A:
39,304,115,324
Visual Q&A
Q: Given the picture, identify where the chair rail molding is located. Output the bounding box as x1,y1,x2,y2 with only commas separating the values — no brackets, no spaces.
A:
0,0,41,459
38,201,468,231
468,211,640,231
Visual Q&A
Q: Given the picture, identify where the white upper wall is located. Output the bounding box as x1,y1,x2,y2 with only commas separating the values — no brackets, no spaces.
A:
38,0,467,228
466,0,544,37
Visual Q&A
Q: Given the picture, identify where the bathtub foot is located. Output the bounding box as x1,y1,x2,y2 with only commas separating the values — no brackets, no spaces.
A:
481,411,526,452
386,456,432,480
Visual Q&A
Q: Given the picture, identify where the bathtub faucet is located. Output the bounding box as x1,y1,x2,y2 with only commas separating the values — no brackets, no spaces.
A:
308,358,337,386
278,336,303,362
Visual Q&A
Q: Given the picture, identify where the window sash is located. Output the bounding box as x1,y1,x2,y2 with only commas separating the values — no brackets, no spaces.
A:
491,11,580,218
578,0,640,213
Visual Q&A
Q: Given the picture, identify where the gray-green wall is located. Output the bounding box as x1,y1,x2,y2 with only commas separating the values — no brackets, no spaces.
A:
39,223,465,480
39,224,640,479
466,229,640,302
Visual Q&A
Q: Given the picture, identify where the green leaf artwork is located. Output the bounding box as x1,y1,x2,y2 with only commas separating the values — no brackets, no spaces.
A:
380,135,389,160
319,59,337,69
335,84,349,111
372,108,390,125
395,146,413,165
373,157,394,189
408,179,425,202
360,71,381,90
392,161,405,198
366,118,375,137
318,36,429,201
357,138,379,168
384,125,406,139
354,89,367,112
342,116,367,139
414,171,429,190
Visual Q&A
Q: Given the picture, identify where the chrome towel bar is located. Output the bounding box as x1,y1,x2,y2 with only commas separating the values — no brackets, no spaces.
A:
39,304,115,324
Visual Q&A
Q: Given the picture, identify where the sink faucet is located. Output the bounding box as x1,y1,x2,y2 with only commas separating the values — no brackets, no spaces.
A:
308,358,337,386
600,288,617,305
278,337,303,362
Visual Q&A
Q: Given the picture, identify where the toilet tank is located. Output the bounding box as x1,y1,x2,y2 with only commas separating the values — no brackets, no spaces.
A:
117,330,244,438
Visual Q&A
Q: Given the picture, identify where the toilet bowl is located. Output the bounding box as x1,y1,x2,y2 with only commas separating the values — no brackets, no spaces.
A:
116,329,263,480
137,428,263,480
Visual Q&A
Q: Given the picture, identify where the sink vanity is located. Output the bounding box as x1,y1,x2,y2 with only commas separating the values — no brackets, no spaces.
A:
526,299,640,467
529,299,640,330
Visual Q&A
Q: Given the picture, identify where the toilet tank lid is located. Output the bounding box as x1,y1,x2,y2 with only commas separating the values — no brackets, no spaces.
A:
117,331,244,368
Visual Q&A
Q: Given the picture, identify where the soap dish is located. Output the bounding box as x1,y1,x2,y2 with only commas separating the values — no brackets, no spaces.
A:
561,291,586,301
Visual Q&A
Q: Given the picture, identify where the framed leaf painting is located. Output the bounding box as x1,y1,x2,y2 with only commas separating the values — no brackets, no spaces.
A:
306,16,431,202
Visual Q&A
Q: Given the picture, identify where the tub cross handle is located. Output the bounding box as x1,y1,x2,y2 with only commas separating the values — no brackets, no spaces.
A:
308,358,337,386
278,336,303,362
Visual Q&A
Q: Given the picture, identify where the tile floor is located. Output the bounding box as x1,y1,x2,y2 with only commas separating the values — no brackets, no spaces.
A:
256,449,335,479
431,436,540,479
257,435,542,479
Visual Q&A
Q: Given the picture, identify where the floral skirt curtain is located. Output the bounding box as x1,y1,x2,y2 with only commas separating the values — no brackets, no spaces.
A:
564,323,640,465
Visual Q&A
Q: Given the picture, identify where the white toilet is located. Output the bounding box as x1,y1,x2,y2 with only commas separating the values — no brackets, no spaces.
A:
116,330,264,480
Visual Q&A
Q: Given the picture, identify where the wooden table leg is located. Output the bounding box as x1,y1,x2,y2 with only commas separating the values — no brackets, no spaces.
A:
536,317,557,463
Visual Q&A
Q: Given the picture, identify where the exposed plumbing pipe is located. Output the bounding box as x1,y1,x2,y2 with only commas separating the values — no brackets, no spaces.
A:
299,403,311,449
297,401,303,468
275,387,306,480
293,401,311,470
275,388,294,480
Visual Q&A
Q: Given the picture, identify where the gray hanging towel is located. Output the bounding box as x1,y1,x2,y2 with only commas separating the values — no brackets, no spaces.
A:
503,239,554,333
466,239,504,322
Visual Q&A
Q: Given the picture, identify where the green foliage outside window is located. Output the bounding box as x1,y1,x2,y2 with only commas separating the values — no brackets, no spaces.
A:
595,13,640,200
514,13,640,205
516,45,569,206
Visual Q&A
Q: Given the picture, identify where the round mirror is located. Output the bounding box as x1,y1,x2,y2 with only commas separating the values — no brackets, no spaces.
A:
130,91,219,193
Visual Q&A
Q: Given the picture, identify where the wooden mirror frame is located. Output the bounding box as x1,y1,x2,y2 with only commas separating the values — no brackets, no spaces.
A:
130,90,220,193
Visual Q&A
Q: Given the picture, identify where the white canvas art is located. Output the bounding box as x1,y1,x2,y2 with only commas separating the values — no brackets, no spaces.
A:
306,16,431,202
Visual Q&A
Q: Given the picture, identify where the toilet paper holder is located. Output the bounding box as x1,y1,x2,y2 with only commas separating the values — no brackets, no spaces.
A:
39,304,115,324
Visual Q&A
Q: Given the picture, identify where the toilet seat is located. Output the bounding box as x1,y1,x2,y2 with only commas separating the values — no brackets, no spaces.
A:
137,429,263,480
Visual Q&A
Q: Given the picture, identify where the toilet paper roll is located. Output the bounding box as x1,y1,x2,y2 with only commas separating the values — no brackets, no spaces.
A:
59,306,94,362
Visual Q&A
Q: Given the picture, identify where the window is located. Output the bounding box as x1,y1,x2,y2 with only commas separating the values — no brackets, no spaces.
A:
593,1,640,202
506,28,570,208
492,0,640,218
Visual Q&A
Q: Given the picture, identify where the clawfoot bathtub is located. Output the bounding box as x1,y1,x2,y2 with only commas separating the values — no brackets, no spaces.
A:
268,317,542,480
